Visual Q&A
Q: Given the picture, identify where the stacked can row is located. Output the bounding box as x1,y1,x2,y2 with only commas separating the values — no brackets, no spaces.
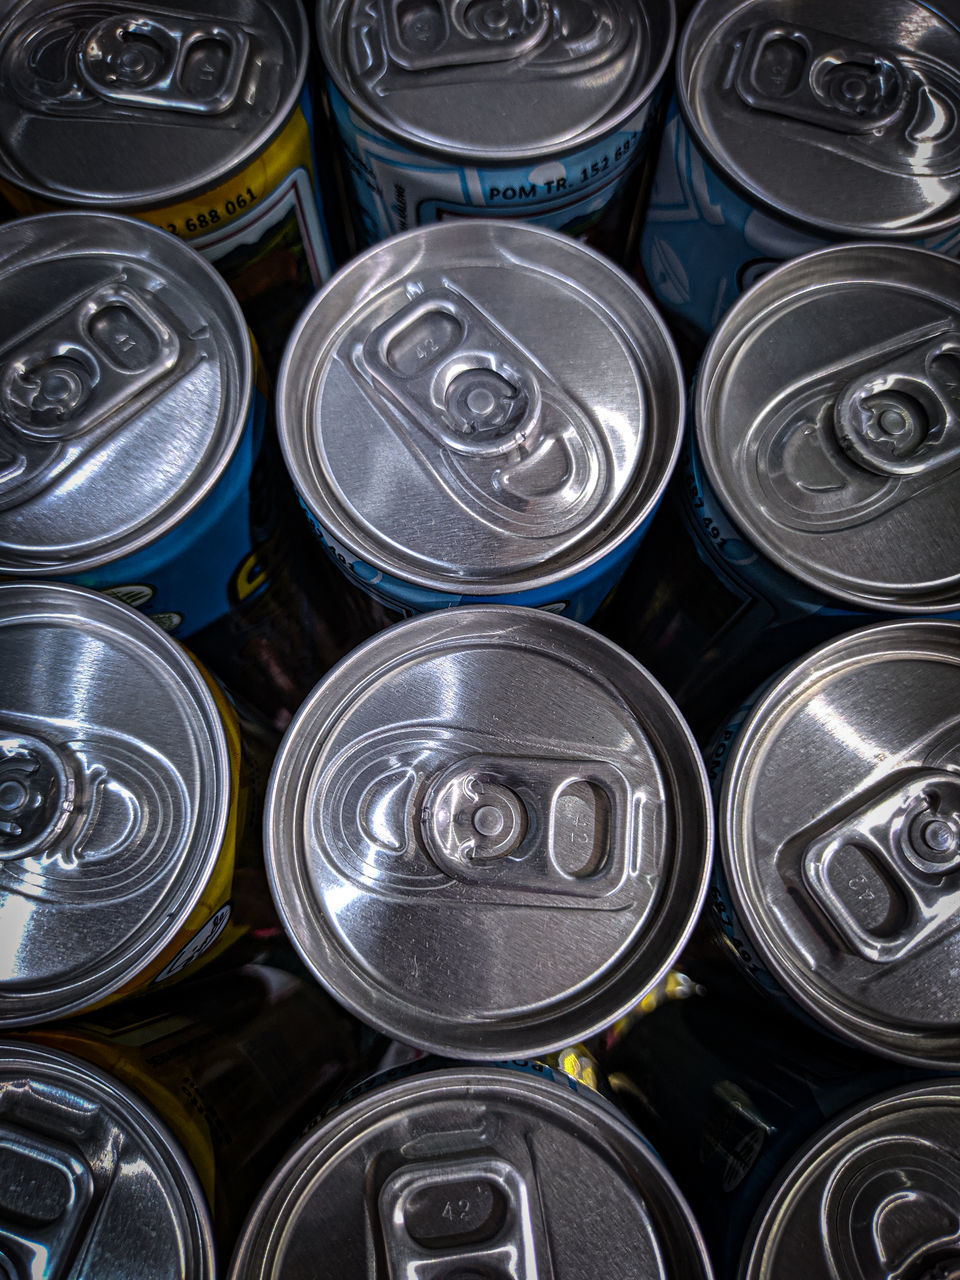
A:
1,0,960,1277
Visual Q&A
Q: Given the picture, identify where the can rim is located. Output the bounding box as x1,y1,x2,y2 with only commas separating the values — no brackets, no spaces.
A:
316,0,676,165
0,1039,216,1276
264,604,713,1059
229,1063,714,1280
696,241,960,613
739,1078,960,1280
0,211,254,578
0,583,233,1025
276,219,685,598
677,0,960,241
0,0,310,210
720,618,960,1067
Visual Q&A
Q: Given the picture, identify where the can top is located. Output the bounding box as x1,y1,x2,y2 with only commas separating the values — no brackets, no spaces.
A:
679,0,960,240
265,606,711,1057
0,0,308,208
229,1063,714,1279
0,213,251,577
0,1041,215,1278
722,620,960,1067
698,243,960,612
0,582,231,1026
319,0,674,163
278,221,683,598
742,1080,960,1279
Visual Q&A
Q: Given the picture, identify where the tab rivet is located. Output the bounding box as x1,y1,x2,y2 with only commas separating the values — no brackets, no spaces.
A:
473,804,504,837
37,368,84,413
0,779,28,813
840,75,868,104
466,387,497,416
0,736,76,860
920,818,958,858
878,408,909,437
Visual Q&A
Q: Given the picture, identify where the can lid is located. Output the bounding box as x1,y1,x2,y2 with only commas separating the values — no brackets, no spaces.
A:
680,0,960,240
0,1040,214,1278
320,0,674,163
742,1080,960,1279
265,606,711,1057
698,243,960,612
229,1064,714,1279
722,620,960,1067
0,212,251,577
0,0,308,207
278,221,683,598
0,582,231,1025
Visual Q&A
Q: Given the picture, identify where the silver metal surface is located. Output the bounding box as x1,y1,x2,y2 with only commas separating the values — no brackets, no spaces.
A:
698,243,960,612
722,620,960,1066
278,221,683,596
0,0,308,206
229,1064,714,1279
680,0,960,239
0,1040,214,1278
0,212,250,576
265,605,712,1057
320,0,674,162
742,1080,960,1280
0,582,230,1025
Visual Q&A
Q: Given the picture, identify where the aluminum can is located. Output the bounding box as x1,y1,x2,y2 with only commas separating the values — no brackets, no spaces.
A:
318,0,675,248
742,1080,960,1280
602,984,926,1278
711,619,960,1069
639,0,960,339
229,1060,713,1278
0,1038,215,1278
0,0,334,367
265,605,712,1058
277,220,684,621
0,212,259,637
0,211,376,725
23,961,379,1257
0,582,262,1025
598,242,960,736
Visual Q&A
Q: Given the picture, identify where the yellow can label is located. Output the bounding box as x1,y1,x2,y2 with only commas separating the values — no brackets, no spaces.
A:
92,662,246,1008
0,93,332,293
28,1022,219,1206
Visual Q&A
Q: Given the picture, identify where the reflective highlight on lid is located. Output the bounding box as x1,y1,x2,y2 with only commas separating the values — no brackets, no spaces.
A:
265,606,711,1057
680,0,960,238
722,620,960,1066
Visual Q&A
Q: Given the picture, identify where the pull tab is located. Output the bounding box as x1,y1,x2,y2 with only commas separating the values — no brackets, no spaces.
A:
822,1137,960,1280
362,288,542,457
751,321,960,534
834,330,960,478
379,0,549,71
0,281,179,447
801,771,960,963
420,754,636,898
78,15,248,114
735,23,907,134
0,731,78,862
379,1156,540,1280
318,726,649,907
0,1123,95,1280
0,714,189,901
358,286,605,535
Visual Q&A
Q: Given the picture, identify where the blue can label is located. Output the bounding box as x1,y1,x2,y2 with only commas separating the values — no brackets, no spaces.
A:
298,491,657,623
329,80,655,245
641,100,827,338
69,390,269,637
641,99,960,339
681,433,858,632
